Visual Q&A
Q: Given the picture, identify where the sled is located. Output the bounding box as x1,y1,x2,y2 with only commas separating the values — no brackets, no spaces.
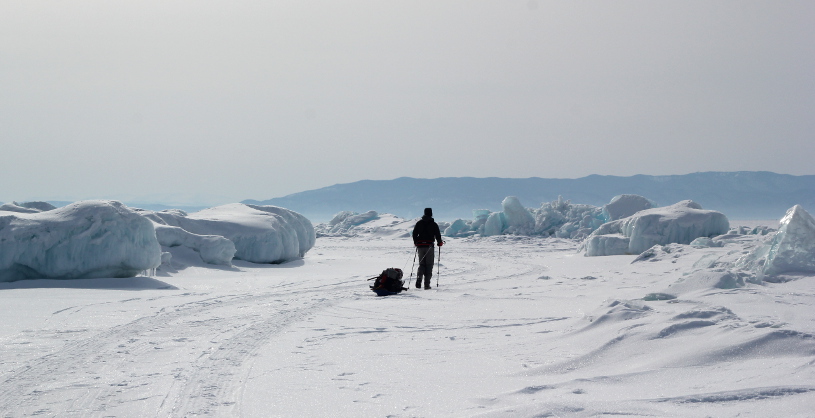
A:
369,267,407,296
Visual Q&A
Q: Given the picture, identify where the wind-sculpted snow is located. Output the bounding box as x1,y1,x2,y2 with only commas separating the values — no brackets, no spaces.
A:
143,204,315,264
0,201,161,281
585,200,730,256
738,205,815,278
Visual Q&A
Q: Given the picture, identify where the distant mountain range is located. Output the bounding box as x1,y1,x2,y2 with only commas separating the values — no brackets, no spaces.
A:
250,171,815,222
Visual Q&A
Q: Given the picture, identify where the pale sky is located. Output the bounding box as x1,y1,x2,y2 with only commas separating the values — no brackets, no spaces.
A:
2,1,813,205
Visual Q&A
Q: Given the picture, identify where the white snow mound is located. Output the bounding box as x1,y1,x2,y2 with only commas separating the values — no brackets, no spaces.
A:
143,204,315,264
0,201,161,281
585,200,730,256
153,224,236,266
602,194,654,221
0,201,56,214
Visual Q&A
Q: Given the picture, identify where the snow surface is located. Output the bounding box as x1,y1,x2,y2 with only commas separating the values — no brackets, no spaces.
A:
0,201,161,282
1,222,813,416
585,200,730,256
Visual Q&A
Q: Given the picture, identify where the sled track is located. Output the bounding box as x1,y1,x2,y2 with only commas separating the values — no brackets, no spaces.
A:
0,281,359,417
161,294,342,416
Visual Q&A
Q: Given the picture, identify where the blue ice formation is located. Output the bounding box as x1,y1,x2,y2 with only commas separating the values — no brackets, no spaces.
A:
444,195,649,239
143,203,315,264
322,210,380,234
502,196,535,234
533,196,605,239
739,205,815,277
585,200,730,256
0,201,161,281
764,205,815,275
443,210,488,237
482,211,507,236
443,219,470,237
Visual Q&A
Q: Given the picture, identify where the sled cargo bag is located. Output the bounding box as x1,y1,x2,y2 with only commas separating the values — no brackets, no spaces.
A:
370,267,406,296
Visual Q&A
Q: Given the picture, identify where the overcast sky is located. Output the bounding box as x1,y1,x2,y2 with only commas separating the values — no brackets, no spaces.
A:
2,1,813,205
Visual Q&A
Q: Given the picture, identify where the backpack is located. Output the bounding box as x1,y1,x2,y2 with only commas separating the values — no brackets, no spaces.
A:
369,268,406,296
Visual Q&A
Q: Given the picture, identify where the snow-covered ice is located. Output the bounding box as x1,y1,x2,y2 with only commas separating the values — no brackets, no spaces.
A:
1,220,813,416
0,200,161,282
152,224,236,266
602,194,654,221
442,195,612,239
585,200,730,256
0,201,56,214
1,194,813,417
738,205,815,279
483,211,506,236
142,203,315,264
501,196,536,235
315,212,422,238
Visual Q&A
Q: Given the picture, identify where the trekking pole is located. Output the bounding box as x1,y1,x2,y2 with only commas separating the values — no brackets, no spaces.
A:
436,242,442,288
408,247,418,290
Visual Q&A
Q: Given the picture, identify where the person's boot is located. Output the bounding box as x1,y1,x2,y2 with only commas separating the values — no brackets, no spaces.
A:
416,277,422,288
424,277,431,290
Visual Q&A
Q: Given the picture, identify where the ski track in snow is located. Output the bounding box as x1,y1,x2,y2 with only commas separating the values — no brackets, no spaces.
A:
0,281,359,416
1,234,815,416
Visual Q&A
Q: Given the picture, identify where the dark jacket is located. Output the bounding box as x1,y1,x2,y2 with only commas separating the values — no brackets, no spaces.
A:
412,215,442,247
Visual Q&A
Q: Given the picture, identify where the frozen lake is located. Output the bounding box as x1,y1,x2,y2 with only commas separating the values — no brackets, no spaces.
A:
1,231,813,417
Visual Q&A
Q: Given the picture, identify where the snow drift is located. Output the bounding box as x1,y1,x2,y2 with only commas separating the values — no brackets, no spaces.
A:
0,200,161,282
585,200,730,256
142,204,315,264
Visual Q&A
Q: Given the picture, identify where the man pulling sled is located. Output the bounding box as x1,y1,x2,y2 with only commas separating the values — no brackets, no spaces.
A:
369,207,444,296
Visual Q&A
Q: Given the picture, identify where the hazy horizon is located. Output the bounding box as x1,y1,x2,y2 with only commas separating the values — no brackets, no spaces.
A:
3,170,814,208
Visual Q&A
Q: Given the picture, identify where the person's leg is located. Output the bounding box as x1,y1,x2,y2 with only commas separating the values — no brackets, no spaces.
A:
423,247,435,289
416,247,429,288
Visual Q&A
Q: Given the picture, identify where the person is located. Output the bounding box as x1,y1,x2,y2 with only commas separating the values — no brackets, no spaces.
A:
412,207,443,289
